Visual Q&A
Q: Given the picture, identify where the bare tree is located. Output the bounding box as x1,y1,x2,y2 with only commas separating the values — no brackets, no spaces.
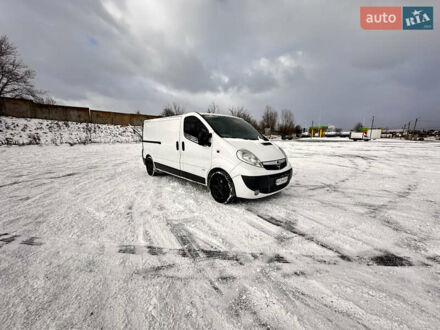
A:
294,124,302,137
0,35,42,99
34,96,57,105
353,122,363,131
207,101,220,113
229,106,259,130
160,102,185,117
172,103,185,115
260,105,278,133
161,106,175,117
278,109,295,137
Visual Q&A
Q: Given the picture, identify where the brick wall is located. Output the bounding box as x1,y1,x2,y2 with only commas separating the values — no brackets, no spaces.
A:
0,97,158,126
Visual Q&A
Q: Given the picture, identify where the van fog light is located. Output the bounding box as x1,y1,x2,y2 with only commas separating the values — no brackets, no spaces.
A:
254,190,260,196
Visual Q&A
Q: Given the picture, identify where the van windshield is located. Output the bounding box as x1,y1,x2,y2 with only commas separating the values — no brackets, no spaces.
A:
202,115,266,140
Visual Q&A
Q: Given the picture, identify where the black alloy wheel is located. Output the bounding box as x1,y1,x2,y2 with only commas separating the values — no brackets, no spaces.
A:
145,156,156,176
209,171,235,203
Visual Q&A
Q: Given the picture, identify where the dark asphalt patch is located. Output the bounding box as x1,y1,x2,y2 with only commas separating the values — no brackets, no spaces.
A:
0,234,20,244
52,172,80,179
21,237,43,246
146,245,165,256
427,255,440,264
201,249,243,264
217,275,237,283
267,254,290,264
293,271,306,276
370,253,412,266
118,245,136,254
135,264,176,276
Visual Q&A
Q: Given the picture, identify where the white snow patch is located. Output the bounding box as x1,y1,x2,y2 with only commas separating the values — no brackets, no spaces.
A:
0,116,141,146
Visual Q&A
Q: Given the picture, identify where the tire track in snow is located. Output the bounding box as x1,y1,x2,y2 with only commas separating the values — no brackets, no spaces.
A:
229,288,274,330
257,268,373,330
245,210,419,266
246,209,353,262
167,222,223,294
297,154,362,194
163,219,279,328
365,182,421,237
0,234,20,247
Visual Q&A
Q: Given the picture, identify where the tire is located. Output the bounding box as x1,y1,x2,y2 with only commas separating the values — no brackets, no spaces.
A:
145,156,156,176
209,171,236,204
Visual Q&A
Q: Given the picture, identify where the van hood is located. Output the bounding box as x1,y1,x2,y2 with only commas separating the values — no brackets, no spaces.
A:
224,138,285,162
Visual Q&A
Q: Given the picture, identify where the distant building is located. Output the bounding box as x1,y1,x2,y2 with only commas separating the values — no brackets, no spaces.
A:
325,125,337,136
360,127,382,140
327,125,336,132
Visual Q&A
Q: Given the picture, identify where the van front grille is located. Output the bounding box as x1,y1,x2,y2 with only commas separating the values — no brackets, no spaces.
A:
242,169,292,194
262,158,287,170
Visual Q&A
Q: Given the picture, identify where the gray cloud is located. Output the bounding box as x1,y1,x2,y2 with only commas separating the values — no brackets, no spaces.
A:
0,0,439,129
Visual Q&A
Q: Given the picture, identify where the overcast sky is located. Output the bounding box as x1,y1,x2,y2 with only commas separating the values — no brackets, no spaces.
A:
1,0,439,129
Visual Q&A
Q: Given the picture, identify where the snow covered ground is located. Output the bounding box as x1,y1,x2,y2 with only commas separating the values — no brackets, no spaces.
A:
0,116,141,145
1,140,439,329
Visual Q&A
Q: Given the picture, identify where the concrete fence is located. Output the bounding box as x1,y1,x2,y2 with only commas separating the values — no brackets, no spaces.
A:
0,97,158,126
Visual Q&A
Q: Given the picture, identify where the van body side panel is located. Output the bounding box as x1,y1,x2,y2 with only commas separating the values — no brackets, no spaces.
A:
208,137,240,175
143,117,181,170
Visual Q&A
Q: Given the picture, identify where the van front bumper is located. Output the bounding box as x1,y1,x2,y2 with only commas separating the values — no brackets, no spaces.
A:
232,168,292,199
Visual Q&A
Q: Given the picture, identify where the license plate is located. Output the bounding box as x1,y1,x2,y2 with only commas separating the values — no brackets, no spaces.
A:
275,176,288,186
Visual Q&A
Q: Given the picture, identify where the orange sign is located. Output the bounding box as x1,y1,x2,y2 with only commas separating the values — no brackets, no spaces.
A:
360,7,402,30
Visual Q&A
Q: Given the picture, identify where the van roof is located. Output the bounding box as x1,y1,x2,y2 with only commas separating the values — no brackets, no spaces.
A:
197,112,236,118
143,112,237,122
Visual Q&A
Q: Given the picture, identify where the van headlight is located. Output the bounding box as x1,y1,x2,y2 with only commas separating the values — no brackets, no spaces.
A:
236,149,263,168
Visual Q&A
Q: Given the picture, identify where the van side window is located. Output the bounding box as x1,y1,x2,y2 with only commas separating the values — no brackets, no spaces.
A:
184,116,208,144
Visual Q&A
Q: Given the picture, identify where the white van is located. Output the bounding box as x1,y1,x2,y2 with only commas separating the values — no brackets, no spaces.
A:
142,112,292,203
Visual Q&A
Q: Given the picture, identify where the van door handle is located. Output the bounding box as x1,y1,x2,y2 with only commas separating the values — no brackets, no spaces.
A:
176,141,179,150
182,141,185,151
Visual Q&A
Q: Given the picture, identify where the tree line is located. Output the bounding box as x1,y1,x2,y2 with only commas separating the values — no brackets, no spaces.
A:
161,102,302,137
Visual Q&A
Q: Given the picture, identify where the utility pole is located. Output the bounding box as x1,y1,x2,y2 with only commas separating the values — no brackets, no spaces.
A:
413,117,420,140
370,115,375,139
413,117,419,132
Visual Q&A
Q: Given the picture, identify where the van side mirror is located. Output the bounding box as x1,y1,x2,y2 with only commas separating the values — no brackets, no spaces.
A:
198,131,212,146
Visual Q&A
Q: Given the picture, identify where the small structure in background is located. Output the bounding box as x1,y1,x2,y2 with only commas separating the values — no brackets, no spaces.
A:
310,126,328,137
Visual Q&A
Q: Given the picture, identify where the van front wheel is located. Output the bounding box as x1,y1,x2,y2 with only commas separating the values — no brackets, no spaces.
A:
209,171,236,204
145,156,156,176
